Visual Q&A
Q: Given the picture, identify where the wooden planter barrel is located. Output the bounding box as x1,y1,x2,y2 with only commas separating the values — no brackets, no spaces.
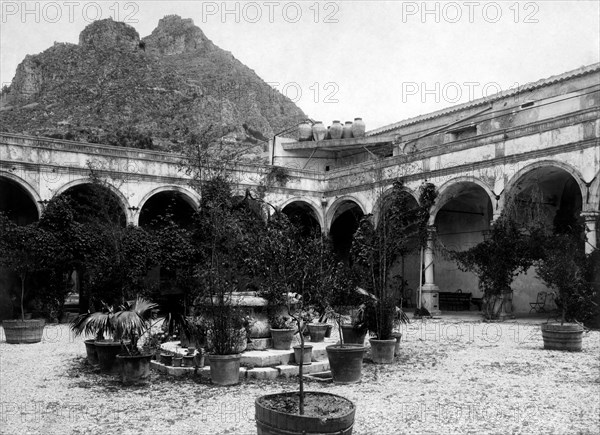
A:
256,392,355,435
541,322,583,351
2,319,45,344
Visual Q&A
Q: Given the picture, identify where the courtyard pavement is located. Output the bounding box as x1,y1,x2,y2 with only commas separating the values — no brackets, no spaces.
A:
0,313,598,434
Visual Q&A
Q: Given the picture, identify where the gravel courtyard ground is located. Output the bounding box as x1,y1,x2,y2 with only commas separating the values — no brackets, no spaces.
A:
1,317,599,435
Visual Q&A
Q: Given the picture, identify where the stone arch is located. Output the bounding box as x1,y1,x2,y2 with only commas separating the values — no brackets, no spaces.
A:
503,161,584,232
53,178,130,226
327,196,366,262
372,184,420,227
136,186,200,227
279,197,324,234
501,160,585,312
432,178,495,297
325,195,367,232
0,172,42,223
430,177,496,226
503,160,586,208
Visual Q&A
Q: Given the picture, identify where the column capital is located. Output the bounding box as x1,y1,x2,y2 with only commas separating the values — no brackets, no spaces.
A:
580,210,600,221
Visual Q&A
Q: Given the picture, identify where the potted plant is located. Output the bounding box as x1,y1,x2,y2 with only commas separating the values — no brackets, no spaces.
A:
70,303,131,374
305,307,328,343
113,298,158,384
0,214,49,344
451,200,540,321
255,212,356,433
320,260,368,384
70,302,117,366
349,179,432,363
269,315,296,350
535,229,598,351
192,177,260,386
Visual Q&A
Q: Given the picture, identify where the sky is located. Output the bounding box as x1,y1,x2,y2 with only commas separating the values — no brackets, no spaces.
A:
0,1,599,130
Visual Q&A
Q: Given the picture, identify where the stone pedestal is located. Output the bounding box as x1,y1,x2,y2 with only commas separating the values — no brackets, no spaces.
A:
421,284,441,316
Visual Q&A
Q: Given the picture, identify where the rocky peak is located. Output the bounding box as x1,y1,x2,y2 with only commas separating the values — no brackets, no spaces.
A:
78,18,140,51
142,15,214,56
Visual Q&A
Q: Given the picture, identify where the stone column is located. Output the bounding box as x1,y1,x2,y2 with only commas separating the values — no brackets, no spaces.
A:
421,226,441,315
581,211,599,254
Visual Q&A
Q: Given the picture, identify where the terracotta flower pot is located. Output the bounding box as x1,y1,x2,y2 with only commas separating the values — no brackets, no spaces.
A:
160,353,173,366
307,323,328,342
84,339,98,365
341,325,366,345
270,328,295,350
95,340,127,374
369,338,396,364
209,353,241,386
293,344,312,365
326,344,365,384
116,353,152,385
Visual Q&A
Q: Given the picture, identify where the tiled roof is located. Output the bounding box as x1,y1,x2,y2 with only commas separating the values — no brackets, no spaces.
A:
367,63,600,136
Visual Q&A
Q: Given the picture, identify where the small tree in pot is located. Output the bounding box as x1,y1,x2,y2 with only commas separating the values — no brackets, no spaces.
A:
452,209,540,321
0,214,54,343
255,212,357,434
350,179,433,363
323,260,369,383
535,227,598,351
192,177,259,386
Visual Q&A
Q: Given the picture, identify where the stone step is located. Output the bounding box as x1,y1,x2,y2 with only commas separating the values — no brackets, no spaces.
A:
150,359,331,380
162,337,337,367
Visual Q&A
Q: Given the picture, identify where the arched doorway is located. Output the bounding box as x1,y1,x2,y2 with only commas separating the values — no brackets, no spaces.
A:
329,200,364,262
59,182,127,227
139,190,197,228
282,201,321,236
506,164,584,312
56,182,128,312
0,176,40,225
434,180,494,302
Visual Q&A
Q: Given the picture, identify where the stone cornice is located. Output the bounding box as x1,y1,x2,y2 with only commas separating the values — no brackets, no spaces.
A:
326,137,599,197
325,107,599,180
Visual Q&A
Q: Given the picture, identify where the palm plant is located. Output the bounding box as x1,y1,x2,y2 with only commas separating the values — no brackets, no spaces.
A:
70,302,117,341
112,298,158,355
71,298,158,355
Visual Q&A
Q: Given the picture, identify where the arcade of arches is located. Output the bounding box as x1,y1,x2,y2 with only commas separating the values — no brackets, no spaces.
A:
1,64,599,317
1,164,598,319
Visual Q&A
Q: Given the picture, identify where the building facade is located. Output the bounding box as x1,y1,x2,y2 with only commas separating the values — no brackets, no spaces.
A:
1,63,599,316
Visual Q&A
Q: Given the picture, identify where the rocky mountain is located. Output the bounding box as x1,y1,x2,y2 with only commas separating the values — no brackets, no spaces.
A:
0,15,306,160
